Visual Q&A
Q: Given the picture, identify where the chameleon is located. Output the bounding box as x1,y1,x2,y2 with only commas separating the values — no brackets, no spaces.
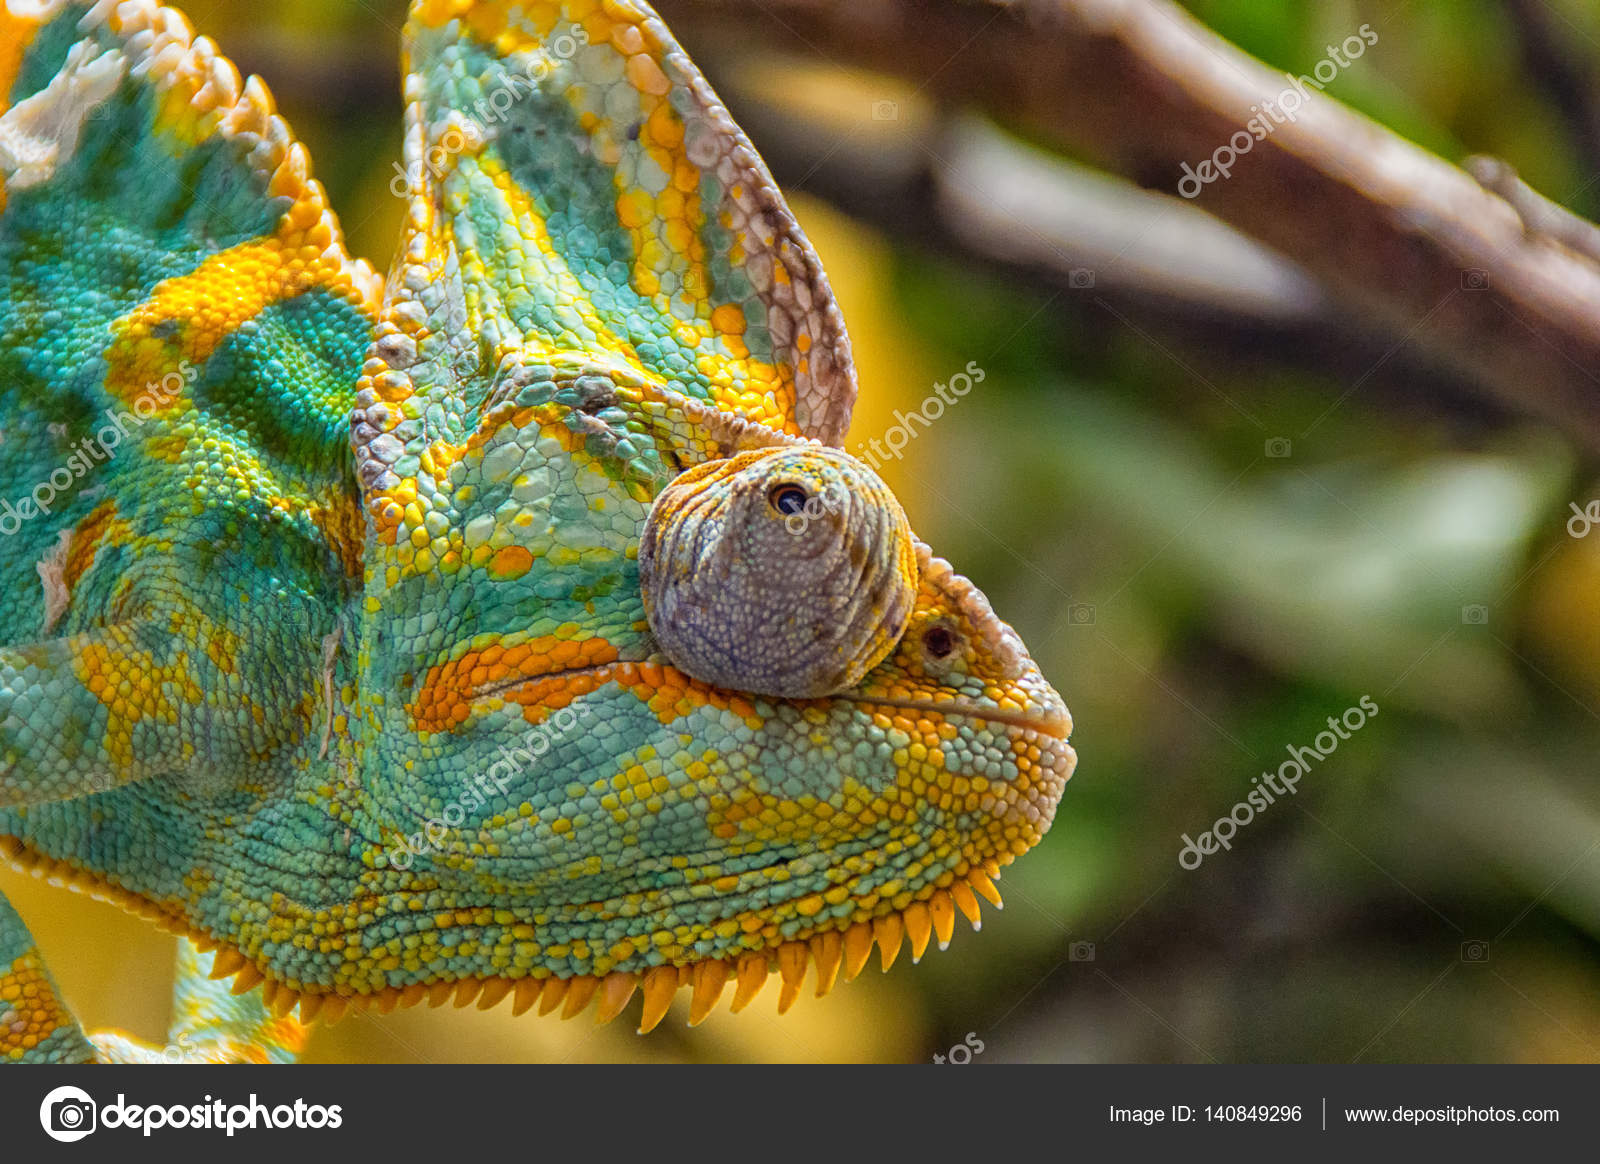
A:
0,0,1075,1063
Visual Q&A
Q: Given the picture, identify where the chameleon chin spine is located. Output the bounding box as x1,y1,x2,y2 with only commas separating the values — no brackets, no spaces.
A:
2,832,1004,1035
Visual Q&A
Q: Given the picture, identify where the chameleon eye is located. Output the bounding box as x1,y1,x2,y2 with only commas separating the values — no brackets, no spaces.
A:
768,484,810,517
640,447,919,698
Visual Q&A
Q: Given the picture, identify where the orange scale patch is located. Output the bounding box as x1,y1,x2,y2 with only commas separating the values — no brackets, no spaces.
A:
307,500,366,581
62,499,130,590
367,479,418,545
617,665,762,728
409,637,620,732
417,439,463,482
203,623,245,675
459,399,557,457
0,7,43,117
488,545,534,579
0,952,72,1059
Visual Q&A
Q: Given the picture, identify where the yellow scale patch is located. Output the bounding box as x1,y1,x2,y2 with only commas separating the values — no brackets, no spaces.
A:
104,221,359,410
72,628,204,768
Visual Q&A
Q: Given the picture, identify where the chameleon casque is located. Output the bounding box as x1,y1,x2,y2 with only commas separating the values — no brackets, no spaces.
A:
0,0,1074,1062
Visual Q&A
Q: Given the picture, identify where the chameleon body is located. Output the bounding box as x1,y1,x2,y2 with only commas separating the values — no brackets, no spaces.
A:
0,0,1074,1062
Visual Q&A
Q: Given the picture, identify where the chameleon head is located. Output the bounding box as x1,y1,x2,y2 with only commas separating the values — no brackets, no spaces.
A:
639,446,918,699
353,405,1074,1026
327,0,1075,1026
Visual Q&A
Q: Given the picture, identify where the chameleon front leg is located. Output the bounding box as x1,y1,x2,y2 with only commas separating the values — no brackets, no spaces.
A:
0,890,97,1063
4,893,307,1064
90,942,308,1065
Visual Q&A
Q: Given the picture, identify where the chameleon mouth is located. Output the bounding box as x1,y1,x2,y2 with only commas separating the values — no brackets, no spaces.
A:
473,661,1074,739
837,693,1072,739
2,835,1020,1035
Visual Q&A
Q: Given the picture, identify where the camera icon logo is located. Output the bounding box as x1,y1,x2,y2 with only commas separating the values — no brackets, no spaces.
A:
1460,940,1490,963
1069,940,1096,962
39,1085,97,1142
1067,603,1096,626
1460,268,1490,291
871,99,899,121
1067,268,1095,289
1461,604,1489,625
1264,437,1292,458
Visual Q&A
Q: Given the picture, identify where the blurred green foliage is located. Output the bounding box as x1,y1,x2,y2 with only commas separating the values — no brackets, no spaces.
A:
6,0,1599,1062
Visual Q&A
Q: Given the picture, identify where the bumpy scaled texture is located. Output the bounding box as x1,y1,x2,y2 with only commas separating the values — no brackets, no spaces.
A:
639,447,918,698
0,0,1074,1061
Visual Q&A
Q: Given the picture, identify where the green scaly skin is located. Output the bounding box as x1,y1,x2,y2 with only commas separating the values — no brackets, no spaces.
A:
0,0,1074,1061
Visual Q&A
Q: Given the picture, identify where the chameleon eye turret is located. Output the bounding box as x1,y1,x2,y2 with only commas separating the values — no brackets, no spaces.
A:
638,447,918,699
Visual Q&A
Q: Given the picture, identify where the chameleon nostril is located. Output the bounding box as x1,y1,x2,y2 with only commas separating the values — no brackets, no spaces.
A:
922,625,956,659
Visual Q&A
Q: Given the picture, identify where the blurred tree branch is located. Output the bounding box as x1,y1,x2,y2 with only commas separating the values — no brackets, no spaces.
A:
657,0,1600,449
